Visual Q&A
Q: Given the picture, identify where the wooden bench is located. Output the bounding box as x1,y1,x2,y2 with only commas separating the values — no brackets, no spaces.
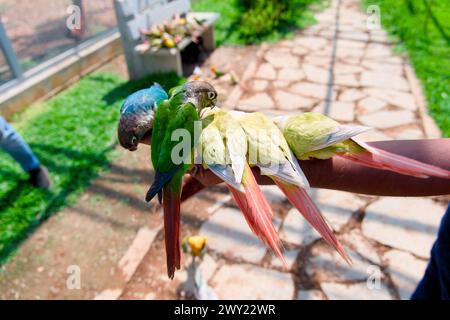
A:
113,0,219,79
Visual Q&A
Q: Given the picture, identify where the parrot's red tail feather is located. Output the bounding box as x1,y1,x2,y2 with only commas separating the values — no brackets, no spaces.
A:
163,187,181,279
339,144,450,179
273,179,351,264
226,164,287,268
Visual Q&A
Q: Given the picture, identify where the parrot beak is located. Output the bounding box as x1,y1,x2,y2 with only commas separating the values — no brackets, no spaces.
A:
139,129,153,146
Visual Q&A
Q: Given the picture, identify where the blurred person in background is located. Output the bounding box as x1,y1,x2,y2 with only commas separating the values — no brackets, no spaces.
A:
0,116,51,189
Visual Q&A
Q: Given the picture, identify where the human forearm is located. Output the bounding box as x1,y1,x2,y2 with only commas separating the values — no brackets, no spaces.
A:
299,139,450,196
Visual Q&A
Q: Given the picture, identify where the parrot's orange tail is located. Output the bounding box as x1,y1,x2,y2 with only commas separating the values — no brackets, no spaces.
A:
273,178,350,264
226,164,287,269
163,187,181,279
340,141,450,179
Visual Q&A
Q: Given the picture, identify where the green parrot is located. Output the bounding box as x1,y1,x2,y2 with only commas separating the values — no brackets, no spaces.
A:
275,112,450,179
230,111,349,262
145,81,217,279
199,109,286,266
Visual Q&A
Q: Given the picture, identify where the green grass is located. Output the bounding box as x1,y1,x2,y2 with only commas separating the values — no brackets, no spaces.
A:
0,72,184,264
364,0,450,137
192,0,326,46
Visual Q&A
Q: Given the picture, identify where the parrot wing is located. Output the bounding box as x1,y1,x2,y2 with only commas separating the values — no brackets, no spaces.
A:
258,154,309,189
278,112,450,179
151,99,172,171
306,125,372,153
201,110,287,267
150,101,200,279
119,83,168,114
147,82,169,105
267,123,310,189
238,112,310,189
200,110,246,190
153,101,199,171
157,101,199,172
207,146,246,193
225,119,247,185
168,84,185,97
147,99,176,203
208,165,243,191
276,112,371,157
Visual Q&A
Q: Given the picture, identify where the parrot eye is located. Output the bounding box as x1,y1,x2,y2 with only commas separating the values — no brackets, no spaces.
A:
207,91,216,100
131,136,137,145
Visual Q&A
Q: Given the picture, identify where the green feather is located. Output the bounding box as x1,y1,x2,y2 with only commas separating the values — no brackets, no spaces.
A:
282,112,364,159
151,100,172,170
152,99,200,174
